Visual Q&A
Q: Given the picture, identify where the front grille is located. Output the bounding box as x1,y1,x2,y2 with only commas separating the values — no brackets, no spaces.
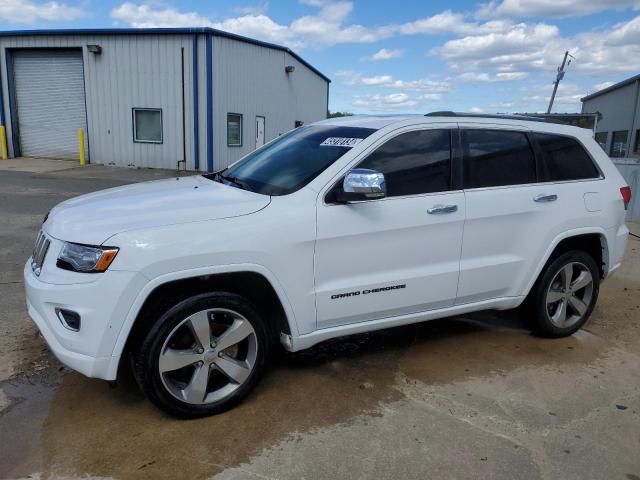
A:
31,231,50,276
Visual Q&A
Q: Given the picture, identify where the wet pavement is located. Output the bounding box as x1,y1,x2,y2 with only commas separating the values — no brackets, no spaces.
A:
1,160,639,479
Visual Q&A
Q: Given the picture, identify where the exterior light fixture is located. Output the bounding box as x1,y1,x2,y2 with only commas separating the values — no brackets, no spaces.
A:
285,65,295,73
87,44,102,54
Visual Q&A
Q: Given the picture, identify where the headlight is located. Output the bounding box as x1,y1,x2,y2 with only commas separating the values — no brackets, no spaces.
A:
57,242,119,273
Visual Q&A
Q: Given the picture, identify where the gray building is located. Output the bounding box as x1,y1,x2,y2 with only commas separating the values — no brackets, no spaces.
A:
0,28,330,171
582,74,640,222
581,74,640,159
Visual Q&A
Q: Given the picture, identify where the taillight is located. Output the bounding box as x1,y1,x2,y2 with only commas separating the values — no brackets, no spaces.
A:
620,186,632,210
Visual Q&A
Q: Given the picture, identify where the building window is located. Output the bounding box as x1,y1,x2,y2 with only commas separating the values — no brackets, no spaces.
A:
610,130,628,158
227,113,242,146
133,108,162,143
594,132,607,151
634,130,640,153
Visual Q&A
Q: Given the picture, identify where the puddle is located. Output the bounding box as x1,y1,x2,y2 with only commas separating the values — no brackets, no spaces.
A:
0,312,611,479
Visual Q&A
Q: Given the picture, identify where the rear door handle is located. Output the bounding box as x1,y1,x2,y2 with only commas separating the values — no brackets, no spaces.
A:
534,194,558,203
427,204,458,214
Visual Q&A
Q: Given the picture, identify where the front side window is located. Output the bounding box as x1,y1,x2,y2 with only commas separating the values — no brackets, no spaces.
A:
610,130,628,158
594,131,608,151
634,130,640,153
357,129,451,197
209,125,376,196
227,113,243,146
133,108,162,143
534,133,599,181
462,129,536,188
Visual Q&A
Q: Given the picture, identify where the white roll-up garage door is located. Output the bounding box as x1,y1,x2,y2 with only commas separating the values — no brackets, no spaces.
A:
13,49,88,160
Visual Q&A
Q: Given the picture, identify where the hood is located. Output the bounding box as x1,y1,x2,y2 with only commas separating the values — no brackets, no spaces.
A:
45,175,271,245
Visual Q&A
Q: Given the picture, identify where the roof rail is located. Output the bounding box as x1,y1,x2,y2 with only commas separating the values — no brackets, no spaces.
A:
425,111,553,123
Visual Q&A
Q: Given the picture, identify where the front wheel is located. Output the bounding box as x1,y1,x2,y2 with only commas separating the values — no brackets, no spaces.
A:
134,292,269,418
526,250,600,338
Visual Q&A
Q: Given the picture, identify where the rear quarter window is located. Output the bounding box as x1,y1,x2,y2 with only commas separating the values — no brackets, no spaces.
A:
533,133,600,182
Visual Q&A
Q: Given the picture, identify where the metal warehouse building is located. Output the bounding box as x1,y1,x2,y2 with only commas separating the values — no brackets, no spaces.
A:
581,73,639,160
581,73,640,222
0,28,330,171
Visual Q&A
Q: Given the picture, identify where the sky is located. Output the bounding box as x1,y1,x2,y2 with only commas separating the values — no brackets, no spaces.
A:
1,0,640,114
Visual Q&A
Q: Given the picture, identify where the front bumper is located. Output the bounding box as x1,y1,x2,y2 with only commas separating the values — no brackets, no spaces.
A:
24,260,147,380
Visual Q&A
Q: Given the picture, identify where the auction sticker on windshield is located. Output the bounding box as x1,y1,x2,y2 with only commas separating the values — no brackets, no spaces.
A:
320,137,364,147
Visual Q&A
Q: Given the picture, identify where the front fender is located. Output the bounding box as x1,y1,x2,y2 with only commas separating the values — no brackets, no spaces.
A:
105,263,299,379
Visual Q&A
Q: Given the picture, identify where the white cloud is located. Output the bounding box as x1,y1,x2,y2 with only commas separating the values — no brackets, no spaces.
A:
458,71,528,82
108,2,525,50
336,70,452,92
111,2,299,45
336,70,451,112
593,81,615,91
213,14,298,45
469,106,484,113
522,82,586,110
111,3,211,27
572,16,640,73
0,0,84,23
476,0,640,19
353,93,417,109
397,10,511,36
431,23,560,70
431,16,640,76
231,4,270,16
605,15,640,46
364,48,404,61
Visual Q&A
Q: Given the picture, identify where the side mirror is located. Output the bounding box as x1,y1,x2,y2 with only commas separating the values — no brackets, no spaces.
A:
336,168,386,202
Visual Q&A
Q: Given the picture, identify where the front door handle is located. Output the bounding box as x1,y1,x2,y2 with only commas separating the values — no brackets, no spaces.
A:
427,204,458,214
534,194,558,203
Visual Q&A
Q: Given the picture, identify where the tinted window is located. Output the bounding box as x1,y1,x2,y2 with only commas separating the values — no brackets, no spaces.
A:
211,125,376,196
357,129,451,197
462,129,536,188
534,133,599,181
594,131,607,151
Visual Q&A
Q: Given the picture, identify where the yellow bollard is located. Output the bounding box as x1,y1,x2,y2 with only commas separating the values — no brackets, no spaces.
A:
78,128,86,166
0,125,8,160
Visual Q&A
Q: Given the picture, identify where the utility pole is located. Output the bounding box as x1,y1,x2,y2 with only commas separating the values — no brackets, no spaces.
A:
547,50,573,114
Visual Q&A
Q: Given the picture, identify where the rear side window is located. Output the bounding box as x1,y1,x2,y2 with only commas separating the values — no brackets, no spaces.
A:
534,133,600,181
462,129,536,188
357,129,451,197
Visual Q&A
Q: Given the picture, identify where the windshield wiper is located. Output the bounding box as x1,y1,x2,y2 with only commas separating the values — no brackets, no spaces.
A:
204,169,249,191
219,173,247,190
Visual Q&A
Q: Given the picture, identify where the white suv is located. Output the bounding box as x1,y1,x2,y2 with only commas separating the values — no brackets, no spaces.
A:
25,113,631,417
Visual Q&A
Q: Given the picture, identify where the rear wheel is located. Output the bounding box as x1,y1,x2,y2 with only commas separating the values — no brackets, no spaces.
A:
526,250,600,338
134,292,269,418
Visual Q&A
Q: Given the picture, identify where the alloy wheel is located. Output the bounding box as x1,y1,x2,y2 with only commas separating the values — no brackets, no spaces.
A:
545,262,594,329
158,308,258,405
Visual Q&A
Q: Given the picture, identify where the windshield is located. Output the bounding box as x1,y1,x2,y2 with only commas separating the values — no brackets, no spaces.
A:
205,125,376,196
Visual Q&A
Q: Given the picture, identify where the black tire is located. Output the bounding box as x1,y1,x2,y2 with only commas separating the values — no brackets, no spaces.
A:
524,250,600,338
133,292,269,418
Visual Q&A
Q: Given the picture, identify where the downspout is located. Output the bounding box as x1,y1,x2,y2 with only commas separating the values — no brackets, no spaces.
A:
629,79,640,158
205,33,214,173
0,48,6,159
326,81,330,119
192,34,200,171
